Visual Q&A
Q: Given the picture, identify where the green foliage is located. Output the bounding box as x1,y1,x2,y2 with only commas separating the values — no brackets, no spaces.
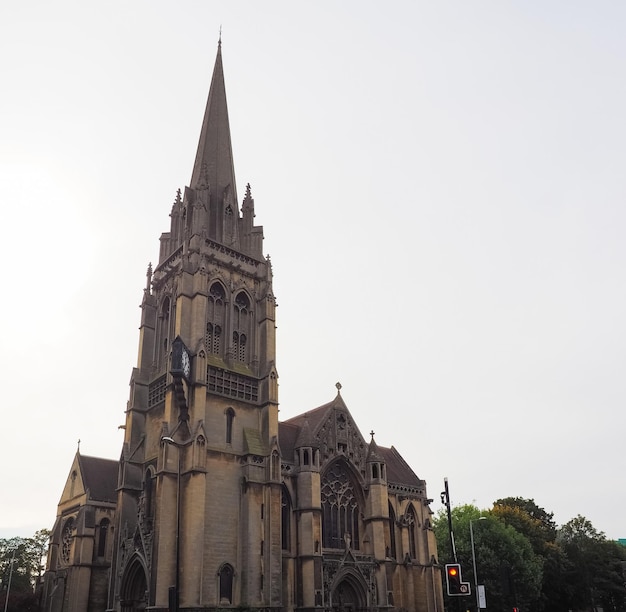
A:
0,529,50,612
493,497,557,553
433,504,542,611
558,516,626,612
434,502,626,612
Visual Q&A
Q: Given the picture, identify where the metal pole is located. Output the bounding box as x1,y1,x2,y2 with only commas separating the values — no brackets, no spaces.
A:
3,548,16,612
442,478,457,562
470,520,479,612
162,437,182,612
470,517,486,611
175,445,181,612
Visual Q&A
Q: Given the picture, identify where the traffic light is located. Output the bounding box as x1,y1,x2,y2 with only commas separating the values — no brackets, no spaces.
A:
445,563,470,596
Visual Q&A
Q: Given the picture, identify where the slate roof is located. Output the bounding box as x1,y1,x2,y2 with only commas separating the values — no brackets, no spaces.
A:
279,396,424,490
243,428,268,455
78,454,118,503
378,446,423,487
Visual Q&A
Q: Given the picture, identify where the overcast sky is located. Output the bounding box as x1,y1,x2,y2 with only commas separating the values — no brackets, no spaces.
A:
1,1,624,541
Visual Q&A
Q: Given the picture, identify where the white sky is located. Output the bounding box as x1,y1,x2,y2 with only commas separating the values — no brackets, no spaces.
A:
1,1,624,541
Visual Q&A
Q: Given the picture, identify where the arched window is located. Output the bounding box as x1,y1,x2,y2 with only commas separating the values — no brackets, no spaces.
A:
97,518,110,558
69,470,77,498
225,408,235,444
219,564,234,605
281,487,291,551
194,435,207,469
61,517,75,564
158,297,171,367
144,468,155,520
271,451,280,481
206,282,226,355
233,292,250,363
321,461,361,550
407,504,417,559
387,502,397,560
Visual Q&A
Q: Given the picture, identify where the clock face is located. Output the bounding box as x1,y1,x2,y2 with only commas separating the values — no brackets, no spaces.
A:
182,349,191,378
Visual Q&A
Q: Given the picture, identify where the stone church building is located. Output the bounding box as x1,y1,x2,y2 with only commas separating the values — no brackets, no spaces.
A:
42,42,443,612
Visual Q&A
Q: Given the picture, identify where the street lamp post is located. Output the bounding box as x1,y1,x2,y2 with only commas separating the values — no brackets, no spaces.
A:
162,436,182,612
3,548,16,612
470,517,486,612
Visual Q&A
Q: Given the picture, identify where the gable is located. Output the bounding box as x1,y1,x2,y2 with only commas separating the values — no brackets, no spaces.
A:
79,455,118,503
58,454,86,505
58,453,118,507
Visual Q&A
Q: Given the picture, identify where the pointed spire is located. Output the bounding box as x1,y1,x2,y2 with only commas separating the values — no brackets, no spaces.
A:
190,40,238,207
295,413,317,449
367,430,383,463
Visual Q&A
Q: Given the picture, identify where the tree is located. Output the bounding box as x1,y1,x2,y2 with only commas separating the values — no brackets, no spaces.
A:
558,515,626,612
0,529,50,612
493,497,557,552
493,497,570,612
433,504,542,611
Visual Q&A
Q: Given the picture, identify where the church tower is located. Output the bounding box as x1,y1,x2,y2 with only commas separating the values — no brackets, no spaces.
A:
110,40,281,611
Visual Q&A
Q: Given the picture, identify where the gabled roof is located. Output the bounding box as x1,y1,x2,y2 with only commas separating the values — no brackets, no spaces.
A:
378,446,423,488
78,454,118,503
279,394,424,490
282,394,346,431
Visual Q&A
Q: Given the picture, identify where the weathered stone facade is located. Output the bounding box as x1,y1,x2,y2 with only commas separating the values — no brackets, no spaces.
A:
42,41,443,612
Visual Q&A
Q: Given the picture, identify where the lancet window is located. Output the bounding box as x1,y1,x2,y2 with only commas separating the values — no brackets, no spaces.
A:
225,408,235,444
206,282,226,355
219,564,234,605
387,502,397,560
97,518,110,558
321,461,361,550
407,504,417,559
232,292,250,363
157,297,171,369
281,486,291,551
144,468,155,520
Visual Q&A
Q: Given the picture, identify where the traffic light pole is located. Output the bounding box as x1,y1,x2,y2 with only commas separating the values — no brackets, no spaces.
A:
441,477,457,562
441,478,460,612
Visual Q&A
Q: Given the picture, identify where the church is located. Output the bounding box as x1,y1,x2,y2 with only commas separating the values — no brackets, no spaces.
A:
41,41,444,612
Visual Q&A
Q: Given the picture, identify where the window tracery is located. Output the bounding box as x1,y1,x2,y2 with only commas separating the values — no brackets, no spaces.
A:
321,462,361,550
233,292,250,363
206,282,225,355
61,517,74,564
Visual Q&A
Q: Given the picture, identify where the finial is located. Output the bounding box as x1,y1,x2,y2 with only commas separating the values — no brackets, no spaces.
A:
370,430,375,440
218,26,222,47
335,382,342,394
175,188,182,205
146,263,152,292
77,439,81,452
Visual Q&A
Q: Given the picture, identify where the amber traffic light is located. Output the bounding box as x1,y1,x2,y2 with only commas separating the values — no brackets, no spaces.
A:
445,563,470,596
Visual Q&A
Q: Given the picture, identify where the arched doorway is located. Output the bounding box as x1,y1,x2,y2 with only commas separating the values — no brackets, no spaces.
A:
330,571,368,612
120,556,148,611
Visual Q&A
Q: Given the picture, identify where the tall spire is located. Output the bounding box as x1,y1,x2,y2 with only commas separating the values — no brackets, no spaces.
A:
190,40,238,206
